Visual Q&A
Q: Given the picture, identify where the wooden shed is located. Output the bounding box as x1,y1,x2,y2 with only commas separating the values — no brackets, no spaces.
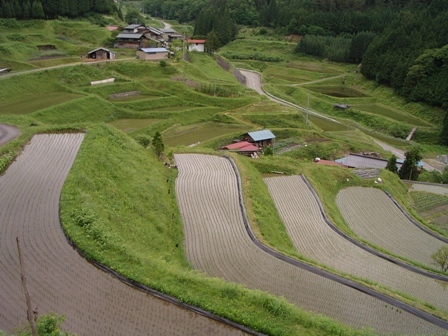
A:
243,130,276,149
115,33,147,48
136,48,169,60
87,47,116,60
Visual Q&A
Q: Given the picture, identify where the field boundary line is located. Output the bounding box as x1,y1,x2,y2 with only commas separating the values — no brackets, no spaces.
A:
224,155,448,330
301,175,448,281
58,182,266,336
384,190,448,244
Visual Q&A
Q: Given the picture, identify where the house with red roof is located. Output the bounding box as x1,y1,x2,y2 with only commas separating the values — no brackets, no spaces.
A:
187,39,206,52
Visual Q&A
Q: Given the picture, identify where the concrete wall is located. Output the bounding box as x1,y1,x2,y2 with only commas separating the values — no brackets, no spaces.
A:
136,50,168,60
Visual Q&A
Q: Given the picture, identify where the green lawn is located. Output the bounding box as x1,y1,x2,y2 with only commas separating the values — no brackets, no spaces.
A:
108,118,165,133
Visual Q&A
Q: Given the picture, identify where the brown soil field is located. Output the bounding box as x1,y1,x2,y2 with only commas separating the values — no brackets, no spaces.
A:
0,134,248,336
265,175,448,314
336,187,448,268
175,154,446,335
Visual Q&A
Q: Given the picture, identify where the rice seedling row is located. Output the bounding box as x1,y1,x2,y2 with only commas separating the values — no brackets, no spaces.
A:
264,175,448,313
175,153,445,335
0,134,246,336
336,187,448,268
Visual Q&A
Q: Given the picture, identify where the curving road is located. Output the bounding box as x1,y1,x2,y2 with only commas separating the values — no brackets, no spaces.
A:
0,124,20,146
0,134,252,336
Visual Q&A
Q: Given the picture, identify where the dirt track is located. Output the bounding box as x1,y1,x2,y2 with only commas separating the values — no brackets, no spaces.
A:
175,153,446,335
0,134,249,336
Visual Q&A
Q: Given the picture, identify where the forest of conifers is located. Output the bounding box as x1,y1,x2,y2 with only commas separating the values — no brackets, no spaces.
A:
0,0,447,141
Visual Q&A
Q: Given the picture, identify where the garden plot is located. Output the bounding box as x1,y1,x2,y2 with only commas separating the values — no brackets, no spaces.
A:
175,154,445,335
336,187,448,268
0,134,246,336
264,175,448,313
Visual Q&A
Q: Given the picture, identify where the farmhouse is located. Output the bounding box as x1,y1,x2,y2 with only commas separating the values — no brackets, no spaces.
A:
243,130,276,149
187,39,206,52
335,153,426,170
161,28,183,42
136,48,169,61
87,47,116,60
115,33,147,48
123,24,147,33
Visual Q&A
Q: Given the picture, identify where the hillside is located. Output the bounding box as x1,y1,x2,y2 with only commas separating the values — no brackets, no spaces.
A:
1,17,448,336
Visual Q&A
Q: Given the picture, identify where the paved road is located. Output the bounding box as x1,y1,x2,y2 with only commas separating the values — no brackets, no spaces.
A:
0,124,20,145
240,69,441,172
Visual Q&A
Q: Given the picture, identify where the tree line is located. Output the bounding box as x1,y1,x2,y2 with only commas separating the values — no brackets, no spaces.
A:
0,0,116,19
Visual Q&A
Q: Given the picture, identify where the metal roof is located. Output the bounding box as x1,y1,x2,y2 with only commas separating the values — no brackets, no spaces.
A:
187,39,206,44
116,33,143,39
139,48,168,53
247,130,276,141
125,24,143,29
343,154,402,169
224,141,253,150
88,47,115,54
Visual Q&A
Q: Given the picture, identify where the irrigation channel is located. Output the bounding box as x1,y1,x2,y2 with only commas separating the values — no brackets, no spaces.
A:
175,153,448,335
0,134,257,336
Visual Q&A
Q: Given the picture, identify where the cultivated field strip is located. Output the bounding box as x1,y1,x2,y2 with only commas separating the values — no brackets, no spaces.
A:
336,187,448,267
0,134,250,336
265,175,448,313
175,154,446,335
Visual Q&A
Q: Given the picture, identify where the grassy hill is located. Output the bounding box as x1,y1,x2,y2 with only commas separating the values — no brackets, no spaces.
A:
1,18,448,336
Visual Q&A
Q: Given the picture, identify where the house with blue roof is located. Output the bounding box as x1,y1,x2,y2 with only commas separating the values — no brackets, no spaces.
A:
136,48,169,61
243,130,276,149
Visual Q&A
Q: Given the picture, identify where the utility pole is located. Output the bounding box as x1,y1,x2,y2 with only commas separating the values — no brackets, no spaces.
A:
182,25,186,61
17,237,38,336
306,92,310,125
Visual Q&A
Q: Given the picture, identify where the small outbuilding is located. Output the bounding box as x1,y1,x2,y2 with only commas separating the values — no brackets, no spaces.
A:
222,141,260,156
87,47,116,60
243,130,276,149
187,39,206,52
136,47,169,60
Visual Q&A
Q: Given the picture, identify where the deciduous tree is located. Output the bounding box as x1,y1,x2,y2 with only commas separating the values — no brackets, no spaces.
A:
431,246,448,272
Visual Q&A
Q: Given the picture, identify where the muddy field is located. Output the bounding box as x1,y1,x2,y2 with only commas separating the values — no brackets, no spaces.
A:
264,175,448,313
0,134,248,336
336,186,448,268
175,154,446,335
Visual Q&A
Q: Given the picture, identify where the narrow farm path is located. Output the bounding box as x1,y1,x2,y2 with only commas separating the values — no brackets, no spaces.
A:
0,134,250,336
0,123,20,145
175,153,446,335
336,186,448,268
265,175,448,315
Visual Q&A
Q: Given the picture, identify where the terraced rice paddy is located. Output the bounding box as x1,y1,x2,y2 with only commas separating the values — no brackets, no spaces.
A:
336,187,448,268
0,134,248,336
175,154,446,335
411,183,448,196
264,175,448,314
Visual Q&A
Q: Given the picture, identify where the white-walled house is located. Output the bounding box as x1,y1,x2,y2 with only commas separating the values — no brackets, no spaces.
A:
187,39,206,52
